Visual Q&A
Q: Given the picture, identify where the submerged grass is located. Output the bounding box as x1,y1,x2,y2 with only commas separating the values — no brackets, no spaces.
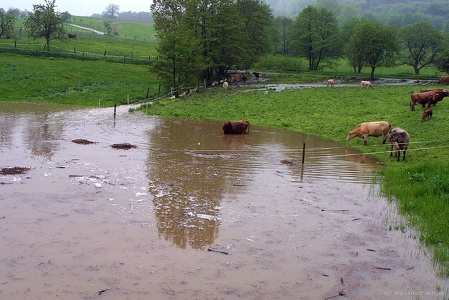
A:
142,83,449,276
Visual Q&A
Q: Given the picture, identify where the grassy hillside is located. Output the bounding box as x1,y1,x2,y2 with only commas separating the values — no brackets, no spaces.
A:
0,53,159,106
3,17,157,59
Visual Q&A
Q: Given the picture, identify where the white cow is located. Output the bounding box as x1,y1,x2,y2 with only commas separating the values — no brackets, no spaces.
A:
223,81,229,89
361,80,373,88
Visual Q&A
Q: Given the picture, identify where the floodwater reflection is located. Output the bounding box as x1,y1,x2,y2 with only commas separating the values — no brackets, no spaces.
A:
146,118,381,249
1,103,447,299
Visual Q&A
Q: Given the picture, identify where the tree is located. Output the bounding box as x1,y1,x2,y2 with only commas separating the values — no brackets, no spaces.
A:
6,8,21,18
346,20,399,80
103,4,120,19
104,20,119,35
60,11,71,22
341,18,365,73
289,5,340,71
0,11,16,38
24,0,66,51
235,0,274,70
274,16,293,55
152,0,267,88
436,49,449,74
400,21,444,75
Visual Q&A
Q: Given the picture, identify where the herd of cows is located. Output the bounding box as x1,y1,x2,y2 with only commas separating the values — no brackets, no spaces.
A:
222,75,449,162
344,77,449,161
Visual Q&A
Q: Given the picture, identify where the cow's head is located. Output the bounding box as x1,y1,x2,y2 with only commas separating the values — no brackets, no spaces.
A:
346,130,356,141
222,121,233,134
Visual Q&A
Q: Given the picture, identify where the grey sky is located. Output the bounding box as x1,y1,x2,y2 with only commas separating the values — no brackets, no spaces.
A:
4,0,152,16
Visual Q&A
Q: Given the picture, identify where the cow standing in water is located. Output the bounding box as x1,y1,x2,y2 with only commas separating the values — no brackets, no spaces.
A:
222,120,250,134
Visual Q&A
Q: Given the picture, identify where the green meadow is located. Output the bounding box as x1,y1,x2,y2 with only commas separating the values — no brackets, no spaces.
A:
2,16,449,277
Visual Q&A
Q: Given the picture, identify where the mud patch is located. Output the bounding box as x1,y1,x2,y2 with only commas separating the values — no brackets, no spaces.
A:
280,159,299,166
72,138,96,145
0,167,30,175
110,143,137,150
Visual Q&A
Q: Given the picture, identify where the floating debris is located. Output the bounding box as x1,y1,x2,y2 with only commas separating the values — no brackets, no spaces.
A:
207,248,228,255
186,212,220,222
0,167,31,175
72,139,96,145
110,143,137,150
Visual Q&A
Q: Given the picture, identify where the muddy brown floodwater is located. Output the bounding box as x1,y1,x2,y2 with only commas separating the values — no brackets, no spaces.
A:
0,102,448,300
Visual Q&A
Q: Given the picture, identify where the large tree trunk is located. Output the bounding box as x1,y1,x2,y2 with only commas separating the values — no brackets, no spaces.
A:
414,64,420,75
370,66,376,81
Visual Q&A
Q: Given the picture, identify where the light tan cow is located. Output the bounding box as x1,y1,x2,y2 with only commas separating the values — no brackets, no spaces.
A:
346,121,391,145
360,80,373,88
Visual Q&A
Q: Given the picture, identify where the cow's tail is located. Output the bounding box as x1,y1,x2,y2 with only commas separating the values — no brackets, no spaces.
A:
246,121,250,134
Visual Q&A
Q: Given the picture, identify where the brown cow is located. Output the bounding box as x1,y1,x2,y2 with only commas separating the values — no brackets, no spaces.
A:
68,33,77,39
422,108,432,121
389,127,410,161
229,73,243,82
222,120,250,134
414,89,449,108
326,79,335,87
346,121,391,145
439,76,449,84
410,90,437,111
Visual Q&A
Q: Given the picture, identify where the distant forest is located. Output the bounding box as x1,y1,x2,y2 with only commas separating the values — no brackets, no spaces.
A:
264,0,449,30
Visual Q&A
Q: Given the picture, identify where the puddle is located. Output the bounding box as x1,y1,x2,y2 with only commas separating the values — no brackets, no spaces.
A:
0,102,447,299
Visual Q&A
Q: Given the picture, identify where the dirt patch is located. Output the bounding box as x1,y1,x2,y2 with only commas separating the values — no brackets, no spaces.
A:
0,167,30,175
110,143,137,150
280,159,299,166
72,138,96,145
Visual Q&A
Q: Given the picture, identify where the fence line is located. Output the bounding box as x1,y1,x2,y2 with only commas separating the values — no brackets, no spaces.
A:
0,41,157,62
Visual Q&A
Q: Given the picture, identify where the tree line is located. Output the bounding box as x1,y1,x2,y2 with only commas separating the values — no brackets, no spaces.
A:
265,0,449,32
150,0,449,89
2,0,449,89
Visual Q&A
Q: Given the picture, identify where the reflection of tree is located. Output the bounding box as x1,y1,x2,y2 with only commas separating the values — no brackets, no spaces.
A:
0,105,64,160
26,112,64,159
147,119,251,250
0,114,14,145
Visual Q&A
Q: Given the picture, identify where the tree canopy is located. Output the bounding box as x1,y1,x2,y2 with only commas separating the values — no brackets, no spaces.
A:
345,19,400,79
400,21,444,74
24,0,66,51
0,11,16,38
289,5,340,71
102,4,120,19
151,0,274,89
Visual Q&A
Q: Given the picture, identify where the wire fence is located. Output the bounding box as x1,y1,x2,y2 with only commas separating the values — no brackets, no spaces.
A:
0,44,155,65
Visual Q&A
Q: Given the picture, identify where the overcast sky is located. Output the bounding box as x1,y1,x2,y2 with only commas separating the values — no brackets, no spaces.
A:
5,0,152,16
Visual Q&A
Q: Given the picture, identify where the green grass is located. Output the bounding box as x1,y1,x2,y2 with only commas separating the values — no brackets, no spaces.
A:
142,84,449,276
0,53,159,106
3,17,156,59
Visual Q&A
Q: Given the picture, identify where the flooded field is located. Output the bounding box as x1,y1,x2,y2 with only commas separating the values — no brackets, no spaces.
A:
0,103,447,299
